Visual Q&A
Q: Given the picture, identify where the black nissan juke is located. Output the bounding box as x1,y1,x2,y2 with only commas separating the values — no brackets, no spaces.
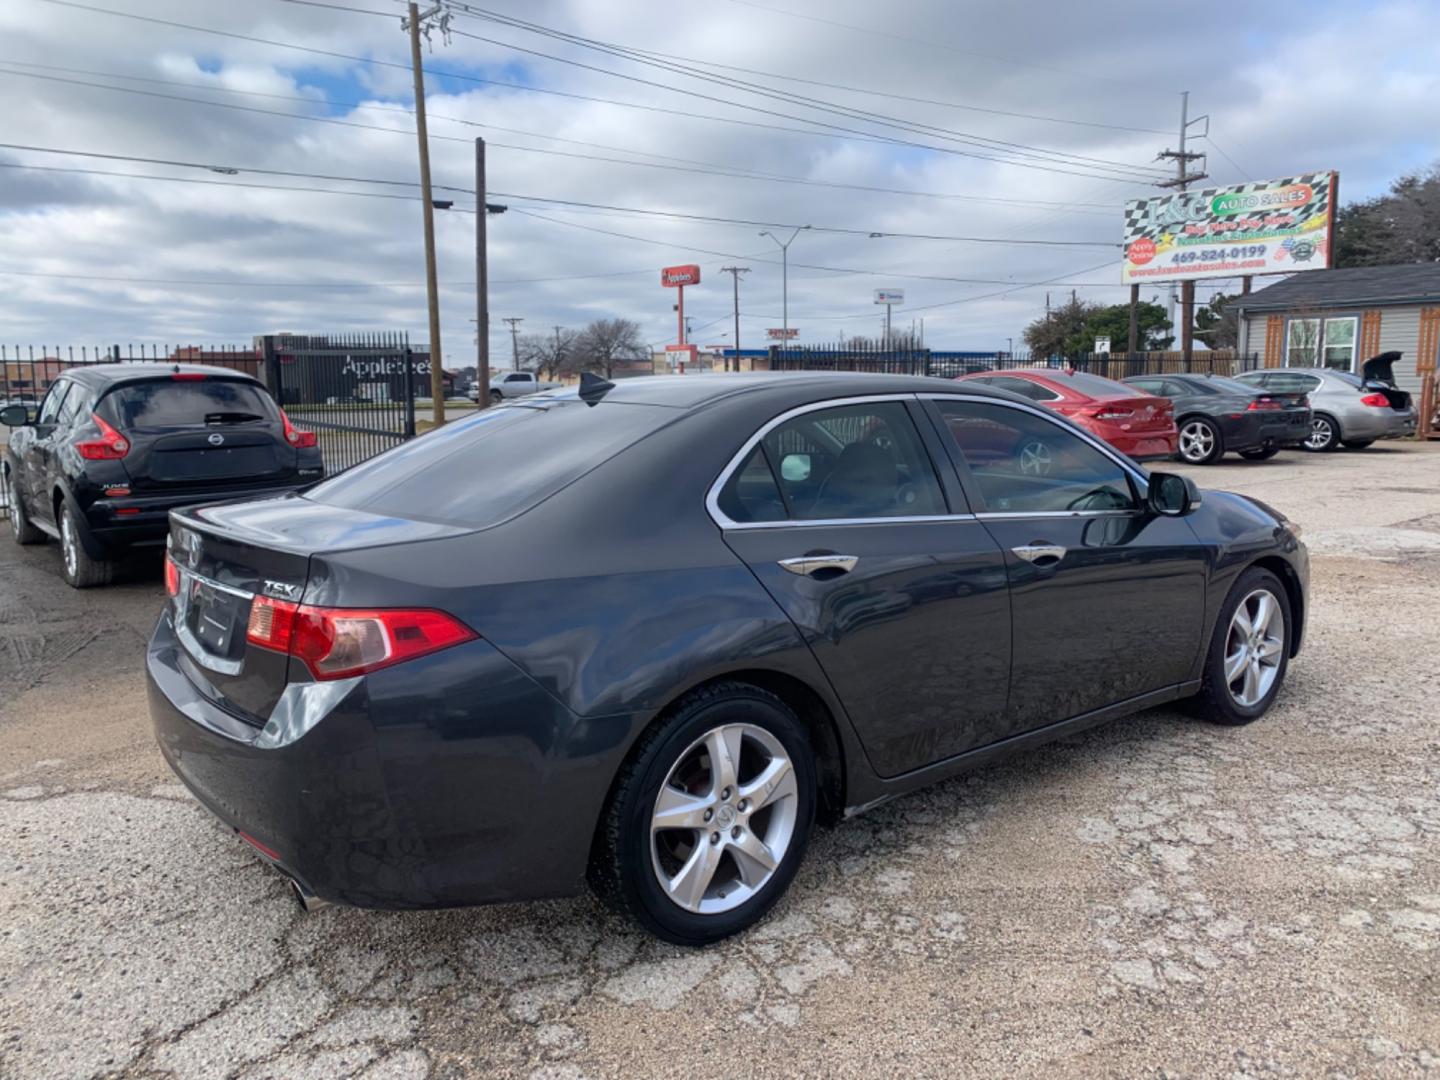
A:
145,373,1308,944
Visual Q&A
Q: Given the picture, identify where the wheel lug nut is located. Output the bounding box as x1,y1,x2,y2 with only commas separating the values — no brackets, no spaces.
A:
731,826,742,839
737,799,748,812
703,809,713,822
720,787,731,801
710,832,720,845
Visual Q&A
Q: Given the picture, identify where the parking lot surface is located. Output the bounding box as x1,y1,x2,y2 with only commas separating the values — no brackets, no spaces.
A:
2,443,1438,1079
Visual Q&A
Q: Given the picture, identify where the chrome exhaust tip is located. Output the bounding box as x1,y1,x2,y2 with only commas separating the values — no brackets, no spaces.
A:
290,879,335,913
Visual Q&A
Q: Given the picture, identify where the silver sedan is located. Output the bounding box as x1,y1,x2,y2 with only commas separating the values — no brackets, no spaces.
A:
1235,366,1417,452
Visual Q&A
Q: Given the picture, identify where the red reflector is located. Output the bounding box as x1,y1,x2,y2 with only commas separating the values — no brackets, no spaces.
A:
164,555,181,597
171,372,208,381
75,413,130,460
1359,392,1390,407
106,486,131,497
281,408,318,449
245,596,477,680
237,830,281,861
116,507,140,516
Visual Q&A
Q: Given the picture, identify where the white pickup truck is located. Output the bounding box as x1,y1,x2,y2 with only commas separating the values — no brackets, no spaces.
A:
472,371,562,403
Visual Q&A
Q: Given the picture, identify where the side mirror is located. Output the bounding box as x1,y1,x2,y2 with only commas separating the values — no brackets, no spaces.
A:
1147,471,1201,516
0,404,31,427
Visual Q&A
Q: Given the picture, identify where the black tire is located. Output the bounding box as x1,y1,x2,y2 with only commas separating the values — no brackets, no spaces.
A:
1304,413,1341,452
1341,439,1375,450
589,681,817,946
1238,446,1281,461
489,389,504,404
1175,416,1224,465
1188,566,1292,726
7,475,45,546
59,502,114,588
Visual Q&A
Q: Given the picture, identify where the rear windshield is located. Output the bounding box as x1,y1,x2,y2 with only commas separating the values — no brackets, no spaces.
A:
1198,376,1262,395
104,379,277,428
1332,371,1363,387
1049,371,1133,398
305,398,675,527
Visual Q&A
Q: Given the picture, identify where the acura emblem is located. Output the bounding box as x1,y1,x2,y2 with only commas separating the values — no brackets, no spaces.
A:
207,433,225,446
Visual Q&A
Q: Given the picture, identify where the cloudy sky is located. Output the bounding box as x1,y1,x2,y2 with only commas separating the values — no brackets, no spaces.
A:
1,0,1437,366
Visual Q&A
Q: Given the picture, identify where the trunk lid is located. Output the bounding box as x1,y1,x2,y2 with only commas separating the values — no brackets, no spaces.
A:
1360,351,1412,409
167,495,472,724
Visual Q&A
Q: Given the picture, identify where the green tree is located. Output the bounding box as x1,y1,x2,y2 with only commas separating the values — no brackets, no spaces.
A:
1083,302,1174,352
1335,161,1440,267
1193,293,1238,349
1022,297,1099,357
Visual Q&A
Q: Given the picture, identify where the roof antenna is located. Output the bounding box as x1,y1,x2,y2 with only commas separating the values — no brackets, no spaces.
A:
578,371,614,403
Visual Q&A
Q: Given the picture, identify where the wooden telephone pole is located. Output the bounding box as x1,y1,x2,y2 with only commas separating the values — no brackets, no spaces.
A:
719,266,750,371
1155,92,1209,365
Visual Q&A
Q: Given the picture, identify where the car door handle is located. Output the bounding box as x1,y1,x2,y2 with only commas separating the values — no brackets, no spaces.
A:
1011,543,1067,565
778,554,859,576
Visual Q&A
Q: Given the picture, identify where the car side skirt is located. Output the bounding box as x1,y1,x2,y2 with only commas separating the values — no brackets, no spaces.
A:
841,680,1201,817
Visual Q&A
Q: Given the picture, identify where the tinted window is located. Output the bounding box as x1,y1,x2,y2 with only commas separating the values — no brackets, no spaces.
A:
1265,372,1322,394
936,400,1136,514
104,379,276,428
988,376,1060,402
37,380,70,425
1331,371,1363,388
504,373,529,383
55,382,90,427
1205,376,1266,395
1049,371,1134,398
1127,378,1164,395
759,402,946,520
716,445,785,523
308,399,673,526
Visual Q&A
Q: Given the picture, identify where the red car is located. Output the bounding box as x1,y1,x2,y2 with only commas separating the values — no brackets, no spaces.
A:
955,369,1179,460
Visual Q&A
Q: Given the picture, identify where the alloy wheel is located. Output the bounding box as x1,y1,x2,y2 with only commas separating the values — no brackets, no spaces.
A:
1018,440,1053,476
60,511,78,578
1304,416,1334,451
649,722,799,915
1223,588,1284,707
1178,420,1216,463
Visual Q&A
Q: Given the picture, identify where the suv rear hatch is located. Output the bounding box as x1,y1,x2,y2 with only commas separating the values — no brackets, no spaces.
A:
98,375,301,494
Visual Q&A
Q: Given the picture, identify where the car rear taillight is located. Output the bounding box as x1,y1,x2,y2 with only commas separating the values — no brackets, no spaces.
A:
280,409,318,449
74,413,130,459
1089,406,1134,421
246,597,476,680
1247,398,1284,411
164,555,181,597
1359,392,1390,407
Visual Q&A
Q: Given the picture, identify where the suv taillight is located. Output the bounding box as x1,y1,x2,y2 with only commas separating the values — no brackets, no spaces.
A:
75,413,130,459
246,597,476,680
1359,392,1390,407
280,409,317,449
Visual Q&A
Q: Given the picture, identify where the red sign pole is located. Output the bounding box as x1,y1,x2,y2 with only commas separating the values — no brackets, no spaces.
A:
678,284,686,349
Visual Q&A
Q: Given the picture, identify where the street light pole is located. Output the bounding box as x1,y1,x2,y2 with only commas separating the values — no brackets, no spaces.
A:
760,226,808,348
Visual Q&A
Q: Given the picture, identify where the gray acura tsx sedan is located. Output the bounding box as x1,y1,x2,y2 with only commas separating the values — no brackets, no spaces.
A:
148,372,1307,944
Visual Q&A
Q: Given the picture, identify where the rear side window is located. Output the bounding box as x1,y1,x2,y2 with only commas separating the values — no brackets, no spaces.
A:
1052,371,1134,397
715,445,786,523
1265,372,1322,394
989,376,1060,402
104,379,277,428
307,399,674,526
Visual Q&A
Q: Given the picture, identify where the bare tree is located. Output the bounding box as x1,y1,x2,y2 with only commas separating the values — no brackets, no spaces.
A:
517,330,578,380
573,318,648,379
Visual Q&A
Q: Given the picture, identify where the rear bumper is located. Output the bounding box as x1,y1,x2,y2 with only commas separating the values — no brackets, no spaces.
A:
1340,408,1417,441
146,610,629,909
83,480,320,553
1107,432,1178,461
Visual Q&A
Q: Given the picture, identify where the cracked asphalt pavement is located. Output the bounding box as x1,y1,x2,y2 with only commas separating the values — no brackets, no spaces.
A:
2,443,1438,1079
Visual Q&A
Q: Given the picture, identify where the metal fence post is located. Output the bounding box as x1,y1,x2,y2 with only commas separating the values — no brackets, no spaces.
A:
402,340,417,439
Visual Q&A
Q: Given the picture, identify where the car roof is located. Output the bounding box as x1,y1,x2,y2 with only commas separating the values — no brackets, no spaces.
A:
534,371,1014,409
60,362,262,387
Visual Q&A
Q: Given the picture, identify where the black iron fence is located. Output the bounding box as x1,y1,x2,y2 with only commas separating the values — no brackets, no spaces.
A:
767,343,1260,381
261,332,420,474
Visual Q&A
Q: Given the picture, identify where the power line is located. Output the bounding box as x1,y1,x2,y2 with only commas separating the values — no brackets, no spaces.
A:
0,145,1119,246
1204,136,1254,181
0,66,1119,211
446,5,1170,179
21,0,1152,173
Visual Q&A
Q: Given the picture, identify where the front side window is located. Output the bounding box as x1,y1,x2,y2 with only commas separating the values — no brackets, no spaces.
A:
935,400,1137,514
55,383,90,428
748,401,946,521
37,380,70,425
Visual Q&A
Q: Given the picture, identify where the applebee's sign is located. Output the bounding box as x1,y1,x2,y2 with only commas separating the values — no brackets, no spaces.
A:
661,265,701,287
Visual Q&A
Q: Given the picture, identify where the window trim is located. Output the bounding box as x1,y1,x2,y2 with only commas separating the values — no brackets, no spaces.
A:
36,378,72,426
1284,315,1358,372
918,392,1150,518
706,394,973,530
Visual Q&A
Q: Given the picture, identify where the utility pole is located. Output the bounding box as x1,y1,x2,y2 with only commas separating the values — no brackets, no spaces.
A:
552,324,565,380
475,137,490,410
1155,91,1209,367
720,266,749,372
403,1,450,425
503,317,523,370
